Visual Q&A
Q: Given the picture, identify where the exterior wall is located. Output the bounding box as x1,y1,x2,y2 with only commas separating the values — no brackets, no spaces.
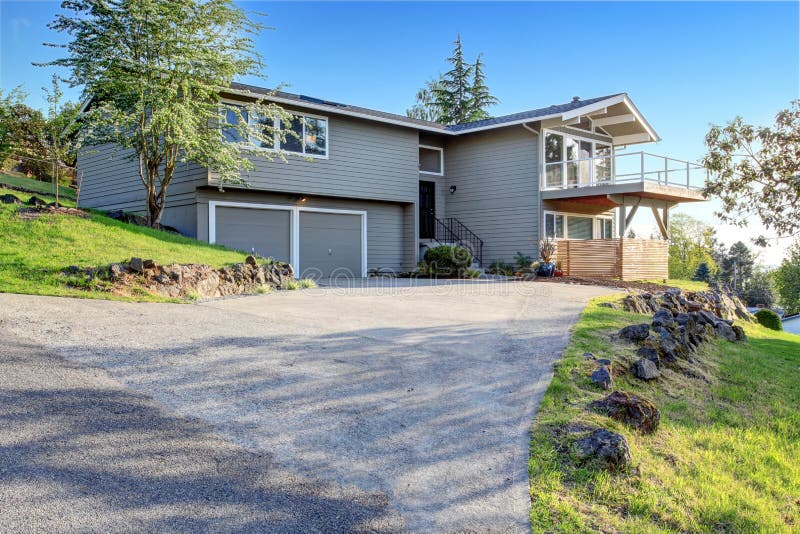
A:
444,126,540,263
195,188,414,273
76,144,206,237
210,109,420,205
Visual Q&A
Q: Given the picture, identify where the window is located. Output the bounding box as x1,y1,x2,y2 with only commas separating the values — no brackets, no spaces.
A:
221,104,328,157
542,130,614,189
419,146,443,175
544,211,616,240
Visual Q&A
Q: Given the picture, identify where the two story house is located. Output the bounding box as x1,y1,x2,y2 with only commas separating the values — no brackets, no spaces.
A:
77,83,706,279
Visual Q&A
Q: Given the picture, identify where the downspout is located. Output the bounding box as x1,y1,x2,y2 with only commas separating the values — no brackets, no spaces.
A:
522,122,542,254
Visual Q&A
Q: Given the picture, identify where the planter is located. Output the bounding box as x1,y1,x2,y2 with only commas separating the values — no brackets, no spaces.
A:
537,261,556,278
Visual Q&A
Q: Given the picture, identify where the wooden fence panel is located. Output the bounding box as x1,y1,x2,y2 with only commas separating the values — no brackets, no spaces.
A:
620,239,668,281
553,238,668,281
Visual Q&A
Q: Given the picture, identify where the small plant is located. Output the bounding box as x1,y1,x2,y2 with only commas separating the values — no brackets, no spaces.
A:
465,268,481,278
297,278,317,289
254,285,272,294
754,309,782,331
281,279,300,290
184,290,201,301
514,251,533,270
539,237,556,264
423,245,473,277
487,260,514,276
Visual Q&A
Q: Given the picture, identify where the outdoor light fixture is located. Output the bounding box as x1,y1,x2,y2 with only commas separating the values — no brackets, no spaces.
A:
299,196,308,203
449,185,457,194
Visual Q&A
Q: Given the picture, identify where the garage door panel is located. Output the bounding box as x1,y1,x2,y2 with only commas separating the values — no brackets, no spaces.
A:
300,212,362,278
215,207,291,262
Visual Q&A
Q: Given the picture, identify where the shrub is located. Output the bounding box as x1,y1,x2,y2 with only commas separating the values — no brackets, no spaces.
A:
297,278,317,289
514,251,533,270
754,309,782,331
423,245,473,276
465,269,481,278
487,260,514,276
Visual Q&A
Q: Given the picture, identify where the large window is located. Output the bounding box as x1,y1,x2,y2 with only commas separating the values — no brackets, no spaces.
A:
543,130,612,189
222,105,328,157
544,211,615,239
419,146,443,175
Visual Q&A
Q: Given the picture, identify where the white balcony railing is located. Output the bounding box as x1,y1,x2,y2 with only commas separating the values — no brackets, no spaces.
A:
543,151,707,191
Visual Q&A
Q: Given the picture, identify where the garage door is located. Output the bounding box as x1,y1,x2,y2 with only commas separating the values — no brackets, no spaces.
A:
299,211,363,278
214,206,291,262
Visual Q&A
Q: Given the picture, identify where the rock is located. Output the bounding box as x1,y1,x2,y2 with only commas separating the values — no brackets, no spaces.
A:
685,300,704,312
732,325,747,342
583,352,595,359
652,308,677,328
245,255,258,266
0,193,20,204
714,321,737,342
26,195,47,207
142,259,156,270
619,323,651,343
590,391,661,434
572,427,631,471
596,358,612,366
636,346,661,368
633,358,660,380
109,263,126,281
590,365,613,390
129,257,145,273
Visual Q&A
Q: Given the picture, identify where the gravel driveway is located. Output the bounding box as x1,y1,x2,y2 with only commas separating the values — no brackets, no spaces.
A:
0,279,612,531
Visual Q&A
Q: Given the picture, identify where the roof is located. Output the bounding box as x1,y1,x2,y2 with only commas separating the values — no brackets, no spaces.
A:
227,83,658,142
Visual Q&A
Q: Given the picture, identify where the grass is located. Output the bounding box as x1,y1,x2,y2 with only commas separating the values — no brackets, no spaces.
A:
0,171,77,200
0,186,249,302
529,295,800,533
638,278,710,292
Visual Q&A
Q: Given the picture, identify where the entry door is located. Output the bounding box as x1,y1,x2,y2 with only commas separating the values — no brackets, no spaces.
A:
419,181,436,239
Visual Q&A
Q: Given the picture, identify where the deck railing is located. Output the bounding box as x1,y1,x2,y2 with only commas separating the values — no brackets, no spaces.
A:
543,151,707,191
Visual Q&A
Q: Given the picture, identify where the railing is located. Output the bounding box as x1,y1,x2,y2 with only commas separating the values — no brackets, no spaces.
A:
543,151,708,191
434,216,484,267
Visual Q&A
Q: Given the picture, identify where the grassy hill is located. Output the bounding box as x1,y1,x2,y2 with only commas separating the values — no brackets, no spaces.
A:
0,186,249,302
0,171,77,200
529,296,800,532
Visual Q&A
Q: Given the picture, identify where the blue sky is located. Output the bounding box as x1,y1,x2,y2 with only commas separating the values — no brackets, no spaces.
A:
1,1,798,264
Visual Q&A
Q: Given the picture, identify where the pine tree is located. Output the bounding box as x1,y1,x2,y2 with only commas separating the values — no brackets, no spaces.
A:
433,35,473,125
692,262,711,282
465,54,499,122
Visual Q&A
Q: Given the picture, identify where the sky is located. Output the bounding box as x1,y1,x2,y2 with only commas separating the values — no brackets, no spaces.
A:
1,1,798,265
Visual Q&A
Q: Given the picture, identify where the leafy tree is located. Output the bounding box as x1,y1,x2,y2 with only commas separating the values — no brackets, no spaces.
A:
407,35,498,124
773,241,800,315
39,75,82,203
45,0,293,227
0,86,29,161
692,262,712,282
718,241,756,293
668,213,717,279
626,228,637,239
465,54,498,122
703,100,800,244
742,270,775,308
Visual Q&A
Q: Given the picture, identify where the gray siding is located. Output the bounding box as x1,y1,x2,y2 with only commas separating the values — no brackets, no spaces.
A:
196,189,413,273
76,145,206,236
444,127,540,263
210,110,419,205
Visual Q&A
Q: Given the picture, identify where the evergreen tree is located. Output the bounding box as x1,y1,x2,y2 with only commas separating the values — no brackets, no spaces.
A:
406,79,443,122
465,54,499,122
692,262,712,282
718,241,756,293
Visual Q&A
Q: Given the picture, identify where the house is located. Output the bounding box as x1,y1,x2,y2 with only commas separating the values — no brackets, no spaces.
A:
77,83,706,279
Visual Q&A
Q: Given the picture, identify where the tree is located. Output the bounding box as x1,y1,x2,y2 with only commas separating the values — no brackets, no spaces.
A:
718,241,756,293
407,35,498,124
40,75,82,204
773,241,800,315
742,270,775,308
668,213,717,279
703,100,800,244
692,262,712,282
465,54,499,123
46,0,294,227
0,86,29,161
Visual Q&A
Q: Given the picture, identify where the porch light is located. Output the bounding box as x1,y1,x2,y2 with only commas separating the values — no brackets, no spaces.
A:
449,185,457,194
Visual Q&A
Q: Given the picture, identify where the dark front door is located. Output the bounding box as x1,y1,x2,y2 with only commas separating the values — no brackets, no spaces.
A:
419,181,436,239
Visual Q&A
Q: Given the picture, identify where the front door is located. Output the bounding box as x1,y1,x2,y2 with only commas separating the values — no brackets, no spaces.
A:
419,181,436,239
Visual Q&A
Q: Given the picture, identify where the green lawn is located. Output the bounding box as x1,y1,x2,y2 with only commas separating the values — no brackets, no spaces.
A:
530,295,800,533
0,186,249,302
0,172,77,200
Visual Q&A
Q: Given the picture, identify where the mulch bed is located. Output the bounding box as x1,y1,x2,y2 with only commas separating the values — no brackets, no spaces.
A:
533,275,680,293
17,205,89,220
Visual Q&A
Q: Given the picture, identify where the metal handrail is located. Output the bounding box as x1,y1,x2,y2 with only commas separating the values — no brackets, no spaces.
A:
433,216,484,267
542,151,707,191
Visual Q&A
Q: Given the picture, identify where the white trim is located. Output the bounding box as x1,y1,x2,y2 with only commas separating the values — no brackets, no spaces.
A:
543,209,616,240
208,200,368,278
612,133,652,145
418,144,444,176
592,113,636,127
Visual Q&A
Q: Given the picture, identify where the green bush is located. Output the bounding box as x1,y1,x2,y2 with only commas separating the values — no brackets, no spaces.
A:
487,260,514,276
754,309,782,331
423,245,473,277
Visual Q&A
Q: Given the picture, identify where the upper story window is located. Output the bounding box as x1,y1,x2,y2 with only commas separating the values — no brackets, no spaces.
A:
544,130,612,189
419,145,443,175
222,104,328,158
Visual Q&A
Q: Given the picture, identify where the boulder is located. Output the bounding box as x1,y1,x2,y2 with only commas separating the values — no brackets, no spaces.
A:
142,259,157,270
129,257,145,273
590,391,660,434
732,325,747,343
714,321,737,342
636,346,661,368
245,255,258,267
633,358,660,380
0,193,20,204
619,323,651,343
572,427,631,471
26,195,47,207
590,365,613,390
652,308,677,329
595,358,612,366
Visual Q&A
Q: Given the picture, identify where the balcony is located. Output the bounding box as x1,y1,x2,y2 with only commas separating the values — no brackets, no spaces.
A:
541,151,707,204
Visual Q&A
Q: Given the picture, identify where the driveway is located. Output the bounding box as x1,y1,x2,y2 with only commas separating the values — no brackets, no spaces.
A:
0,279,612,531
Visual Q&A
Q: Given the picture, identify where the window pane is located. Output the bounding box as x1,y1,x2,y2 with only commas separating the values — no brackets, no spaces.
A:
603,219,613,239
579,160,591,185
567,216,593,239
251,114,275,149
555,214,564,238
545,133,563,163
281,116,303,153
222,107,248,143
305,117,327,155
545,214,554,238
580,140,592,159
595,144,611,157
546,163,563,188
419,147,442,173
565,138,579,161
595,157,612,182
566,161,578,186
